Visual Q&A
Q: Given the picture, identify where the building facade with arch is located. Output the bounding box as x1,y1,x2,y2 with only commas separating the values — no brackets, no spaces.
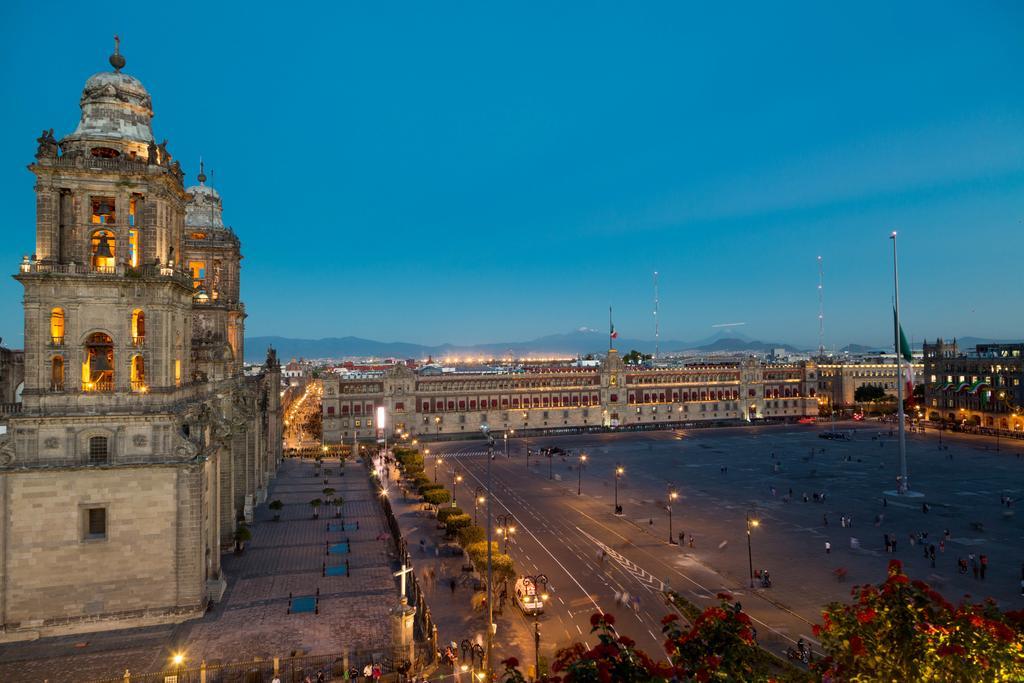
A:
322,350,820,443
0,46,282,640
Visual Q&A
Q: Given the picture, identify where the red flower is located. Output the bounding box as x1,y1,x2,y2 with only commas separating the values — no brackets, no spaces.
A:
706,655,722,670
969,614,985,628
887,559,903,573
716,591,734,601
849,635,866,656
603,612,615,626
618,635,635,648
889,574,909,585
661,614,680,625
812,624,822,637
501,657,519,668
590,613,601,627
856,608,877,624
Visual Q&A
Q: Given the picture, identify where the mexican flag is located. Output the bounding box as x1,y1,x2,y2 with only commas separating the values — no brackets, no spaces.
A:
894,308,915,392
609,306,618,340
610,323,618,340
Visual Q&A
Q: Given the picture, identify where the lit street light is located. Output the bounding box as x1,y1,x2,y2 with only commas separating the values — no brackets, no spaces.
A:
577,452,587,495
496,513,516,554
614,465,624,515
474,486,486,525
667,487,679,544
452,470,463,508
746,511,760,588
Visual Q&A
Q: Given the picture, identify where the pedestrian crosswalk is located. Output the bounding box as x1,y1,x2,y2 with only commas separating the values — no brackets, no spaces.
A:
432,449,497,459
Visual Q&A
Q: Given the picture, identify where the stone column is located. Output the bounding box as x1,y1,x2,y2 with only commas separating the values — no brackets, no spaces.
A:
390,597,416,666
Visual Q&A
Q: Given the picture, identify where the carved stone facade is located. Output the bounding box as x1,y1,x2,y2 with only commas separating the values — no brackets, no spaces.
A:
0,48,282,641
322,349,819,443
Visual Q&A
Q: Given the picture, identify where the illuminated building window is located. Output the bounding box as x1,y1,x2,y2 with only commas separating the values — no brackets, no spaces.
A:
90,229,116,271
127,229,140,267
189,261,206,289
131,309,145,345
50,307,65,345
91,197,116,225
50,356,65,390
82,332,114,392
130,355,146,392
175,359,181,387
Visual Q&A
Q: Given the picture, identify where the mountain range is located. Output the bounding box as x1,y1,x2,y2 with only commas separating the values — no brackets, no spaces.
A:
245,328,803,362
244,330,1022,363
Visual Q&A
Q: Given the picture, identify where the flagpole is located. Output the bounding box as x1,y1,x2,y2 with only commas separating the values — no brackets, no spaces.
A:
609,306,613,352
891,231,908,494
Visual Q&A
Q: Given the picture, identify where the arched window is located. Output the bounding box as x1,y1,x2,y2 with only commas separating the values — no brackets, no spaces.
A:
50,308,65,345
131,355,146,392
131,309,145,346
50,356,65,391
90,229,116,271
82,332,114,392
88,436,109,464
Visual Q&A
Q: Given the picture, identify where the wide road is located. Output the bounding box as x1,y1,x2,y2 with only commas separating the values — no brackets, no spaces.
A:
426,423,1024,671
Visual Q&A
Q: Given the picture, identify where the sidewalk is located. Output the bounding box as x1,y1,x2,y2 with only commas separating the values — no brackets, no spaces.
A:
385,466,536,678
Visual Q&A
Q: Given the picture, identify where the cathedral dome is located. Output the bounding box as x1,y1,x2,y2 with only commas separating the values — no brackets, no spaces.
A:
186,163,224,228
61,43,155,150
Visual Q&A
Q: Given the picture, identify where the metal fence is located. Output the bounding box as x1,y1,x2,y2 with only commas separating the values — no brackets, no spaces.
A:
92,651,398,683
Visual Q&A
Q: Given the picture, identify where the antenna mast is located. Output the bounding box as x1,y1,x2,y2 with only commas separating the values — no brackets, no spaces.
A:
817,256,825,357
653,271,660,359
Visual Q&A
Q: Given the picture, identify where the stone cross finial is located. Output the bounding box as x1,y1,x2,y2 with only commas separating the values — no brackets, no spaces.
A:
394,563,413,598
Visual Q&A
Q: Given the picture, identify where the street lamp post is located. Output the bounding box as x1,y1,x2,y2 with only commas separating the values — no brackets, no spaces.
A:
452,470,463,508
667,488,678,544
577,453,587,495
614,465,624,515
522,574,549,679
474,486,486,525
482,424,495,681
496,513,515,554
548,450,553,480
746,511,760,588
504,429,514,458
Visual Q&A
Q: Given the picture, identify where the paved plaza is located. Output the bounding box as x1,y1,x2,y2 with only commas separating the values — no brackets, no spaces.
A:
0,457,398,682
424,421,1024,667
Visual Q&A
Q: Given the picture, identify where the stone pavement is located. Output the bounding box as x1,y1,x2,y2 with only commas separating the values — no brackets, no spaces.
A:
0,457,399,682
386,465,537,679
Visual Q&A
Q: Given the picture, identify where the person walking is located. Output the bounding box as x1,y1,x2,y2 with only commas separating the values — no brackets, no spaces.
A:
929,545,936,568
970,554,979,579
825,541,831,554
980,554,988,580
884,533,890,553
449,578,457,595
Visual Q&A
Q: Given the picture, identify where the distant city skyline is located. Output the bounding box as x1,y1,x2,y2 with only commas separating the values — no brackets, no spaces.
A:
2,2,1022,349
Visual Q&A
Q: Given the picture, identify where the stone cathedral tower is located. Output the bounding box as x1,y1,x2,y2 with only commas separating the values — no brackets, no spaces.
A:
0,41,282,641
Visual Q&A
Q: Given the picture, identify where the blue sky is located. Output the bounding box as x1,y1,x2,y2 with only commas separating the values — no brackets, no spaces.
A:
1,2,1022,349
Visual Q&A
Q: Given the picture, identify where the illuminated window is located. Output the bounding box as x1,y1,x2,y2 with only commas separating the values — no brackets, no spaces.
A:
174,359,181,387
131,309,145,345
91,197,116,224
127,229,140,267
90,229,116,271
130,355,146,392
50,307,65,344
82,332,114,392
188,261,206,289
50,356,64,390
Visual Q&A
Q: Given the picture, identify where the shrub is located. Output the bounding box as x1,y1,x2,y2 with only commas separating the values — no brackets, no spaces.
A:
444,513,472,535
418,482,444,495
436,506,464,523
457,524,486,547
423,489,451,506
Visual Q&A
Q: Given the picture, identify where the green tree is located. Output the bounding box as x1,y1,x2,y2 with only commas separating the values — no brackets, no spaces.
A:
622,349,652,365
423,489,451,507
854,385,888,403
309,498,322,519
268,499,284,522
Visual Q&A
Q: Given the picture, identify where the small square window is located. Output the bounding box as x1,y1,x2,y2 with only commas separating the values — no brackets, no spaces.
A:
83,507,107,540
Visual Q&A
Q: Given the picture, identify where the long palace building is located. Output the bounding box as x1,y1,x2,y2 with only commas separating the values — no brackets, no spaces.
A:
322,349,820,443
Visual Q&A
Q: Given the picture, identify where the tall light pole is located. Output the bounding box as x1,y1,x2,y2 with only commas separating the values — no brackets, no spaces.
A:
504,429,514,458
523,574,548,679
427,448,435,482
548,449,553,480
667,488,678,544
496,514,515,554
474,486,486,525
451,470,462,508
614,465,624,515
481,424,494,681
577,453,587,495
746,511,760,588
